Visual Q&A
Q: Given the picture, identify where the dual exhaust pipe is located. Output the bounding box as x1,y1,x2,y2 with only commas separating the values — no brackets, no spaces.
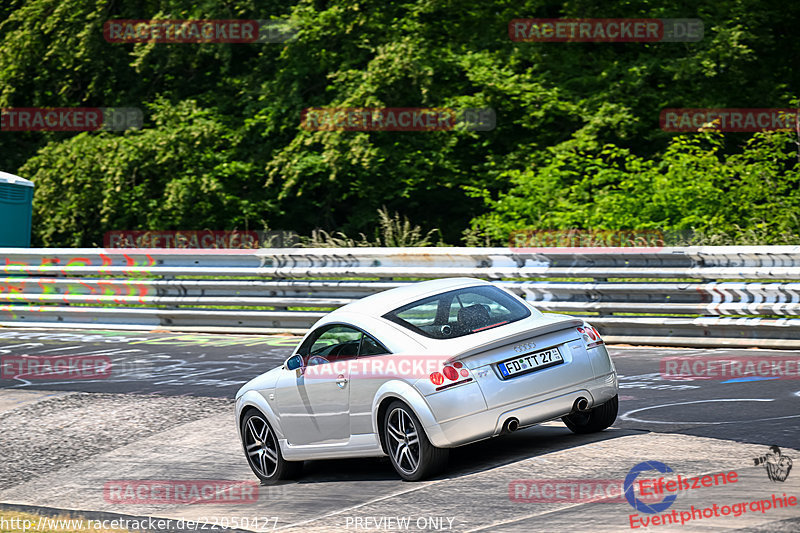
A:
501,397,590,435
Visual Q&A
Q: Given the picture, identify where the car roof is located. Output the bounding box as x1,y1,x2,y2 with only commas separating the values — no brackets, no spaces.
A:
329,277,492,319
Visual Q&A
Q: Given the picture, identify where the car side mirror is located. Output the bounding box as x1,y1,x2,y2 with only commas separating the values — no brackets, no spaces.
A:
286,354,304,371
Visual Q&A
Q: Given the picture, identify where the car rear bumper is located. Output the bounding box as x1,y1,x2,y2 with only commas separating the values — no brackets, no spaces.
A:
423,371,618,448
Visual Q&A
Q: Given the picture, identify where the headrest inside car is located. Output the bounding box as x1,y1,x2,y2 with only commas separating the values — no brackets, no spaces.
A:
458,304,491,330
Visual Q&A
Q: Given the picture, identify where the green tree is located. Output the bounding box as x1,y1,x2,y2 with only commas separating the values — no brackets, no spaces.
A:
23,99,268,246
2,0,798,245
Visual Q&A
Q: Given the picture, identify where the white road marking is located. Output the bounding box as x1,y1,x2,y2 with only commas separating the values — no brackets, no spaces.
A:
620,398,800,424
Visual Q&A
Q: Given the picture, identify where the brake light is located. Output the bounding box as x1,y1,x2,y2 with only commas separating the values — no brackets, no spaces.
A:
429,361,473,391
578,324,604,348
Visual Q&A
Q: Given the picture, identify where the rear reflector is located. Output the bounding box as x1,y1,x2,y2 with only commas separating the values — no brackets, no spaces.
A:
435,378,474,391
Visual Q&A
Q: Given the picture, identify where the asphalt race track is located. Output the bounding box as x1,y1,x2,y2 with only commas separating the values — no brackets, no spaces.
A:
1,328,799,532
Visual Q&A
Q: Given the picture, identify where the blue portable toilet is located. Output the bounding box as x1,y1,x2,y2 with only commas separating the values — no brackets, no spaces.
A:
0,171,35,247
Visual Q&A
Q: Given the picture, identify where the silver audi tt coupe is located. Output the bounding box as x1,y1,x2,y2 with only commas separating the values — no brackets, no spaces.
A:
235,277,618,482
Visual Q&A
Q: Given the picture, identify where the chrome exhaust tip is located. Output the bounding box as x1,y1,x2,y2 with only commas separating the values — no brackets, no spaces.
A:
502,418,520,434
574,397,590,412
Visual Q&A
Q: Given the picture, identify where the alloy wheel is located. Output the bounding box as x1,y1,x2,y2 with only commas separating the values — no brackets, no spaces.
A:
386,407,421,475
243,414,279,478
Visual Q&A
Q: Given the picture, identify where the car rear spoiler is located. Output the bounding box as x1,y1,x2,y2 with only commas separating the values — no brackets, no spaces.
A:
449,317,584,362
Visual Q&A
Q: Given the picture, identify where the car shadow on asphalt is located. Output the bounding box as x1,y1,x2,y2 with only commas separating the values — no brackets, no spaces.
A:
294,424,647,484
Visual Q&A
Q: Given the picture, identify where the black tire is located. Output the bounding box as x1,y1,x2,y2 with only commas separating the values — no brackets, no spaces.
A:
562,395,618,434
241,410,302,484
383,401,449,481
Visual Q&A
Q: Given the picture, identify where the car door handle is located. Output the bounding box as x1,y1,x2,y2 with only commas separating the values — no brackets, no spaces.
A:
336,374,348,388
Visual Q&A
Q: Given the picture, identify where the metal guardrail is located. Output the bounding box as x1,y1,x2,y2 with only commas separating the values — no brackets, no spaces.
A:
2,246,800,348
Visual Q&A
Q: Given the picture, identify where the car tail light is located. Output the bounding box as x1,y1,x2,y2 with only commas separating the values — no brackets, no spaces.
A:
578,324,604,348
429,360,473,391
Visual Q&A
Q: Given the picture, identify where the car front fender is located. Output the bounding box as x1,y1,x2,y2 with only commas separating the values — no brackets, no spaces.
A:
235,389,285,442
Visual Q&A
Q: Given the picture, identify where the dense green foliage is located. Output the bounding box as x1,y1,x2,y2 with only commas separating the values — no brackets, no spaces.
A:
469,131,800,245
1,0,798,246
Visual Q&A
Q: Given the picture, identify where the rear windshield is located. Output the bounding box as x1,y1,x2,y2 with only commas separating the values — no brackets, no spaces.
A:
383,285,530,339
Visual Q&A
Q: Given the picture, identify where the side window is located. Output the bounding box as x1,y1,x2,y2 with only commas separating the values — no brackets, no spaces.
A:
301,325,362,365
394,299,440,328
359,334,389,356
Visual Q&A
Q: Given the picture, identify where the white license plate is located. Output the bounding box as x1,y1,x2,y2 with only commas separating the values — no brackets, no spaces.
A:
498,347,563,379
